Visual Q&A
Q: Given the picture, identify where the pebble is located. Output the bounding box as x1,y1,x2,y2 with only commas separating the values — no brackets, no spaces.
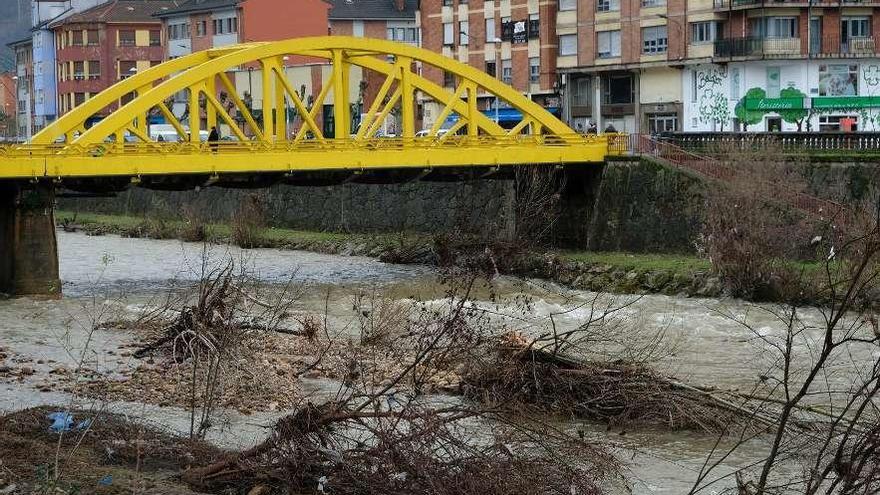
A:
19,367,34,376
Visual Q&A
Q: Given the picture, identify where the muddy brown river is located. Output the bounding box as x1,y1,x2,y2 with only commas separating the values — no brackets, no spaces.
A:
1,231,870,493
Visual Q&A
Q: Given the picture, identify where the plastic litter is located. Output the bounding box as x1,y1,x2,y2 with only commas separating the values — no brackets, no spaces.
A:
47,411,94,433
98,475,113,486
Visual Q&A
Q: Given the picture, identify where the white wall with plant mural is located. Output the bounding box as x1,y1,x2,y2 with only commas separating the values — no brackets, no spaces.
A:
682,60,880,133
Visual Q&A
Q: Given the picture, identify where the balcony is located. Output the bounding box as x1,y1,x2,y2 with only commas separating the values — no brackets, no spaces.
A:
714,37,801,58
713,0,760,9
841,37,875,55
714,36,763,57
763,37,801,56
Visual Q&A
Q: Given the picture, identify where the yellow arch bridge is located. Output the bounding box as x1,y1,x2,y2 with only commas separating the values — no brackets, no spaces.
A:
0,37,621,188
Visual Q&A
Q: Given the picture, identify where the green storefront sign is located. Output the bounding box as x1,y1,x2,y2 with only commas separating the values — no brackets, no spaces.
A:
744,96,880,111
744,98,804,111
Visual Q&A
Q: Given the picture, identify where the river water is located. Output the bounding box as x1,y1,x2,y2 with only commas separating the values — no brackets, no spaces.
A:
0,232,870,493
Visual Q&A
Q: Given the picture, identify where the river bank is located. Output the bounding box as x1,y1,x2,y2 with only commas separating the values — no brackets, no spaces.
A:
56,210,721,299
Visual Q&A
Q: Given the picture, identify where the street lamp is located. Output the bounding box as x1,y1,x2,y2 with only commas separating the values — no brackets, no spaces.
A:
491,37,503,125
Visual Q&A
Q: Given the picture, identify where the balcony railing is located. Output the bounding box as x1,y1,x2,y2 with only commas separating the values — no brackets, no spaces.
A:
841,37,875,55
714,37,802,57
714,36,763,57
763,37,801,55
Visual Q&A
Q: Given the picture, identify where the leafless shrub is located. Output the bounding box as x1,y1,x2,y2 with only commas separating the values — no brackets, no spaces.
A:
514,164,565,247
178,203,207,242
231,193,266,248
699,142,823,300
689,187,880,494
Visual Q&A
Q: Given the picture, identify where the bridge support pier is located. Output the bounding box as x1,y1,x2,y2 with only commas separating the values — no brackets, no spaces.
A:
0,182,61,298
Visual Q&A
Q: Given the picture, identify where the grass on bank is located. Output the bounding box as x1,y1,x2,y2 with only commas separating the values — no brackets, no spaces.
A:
55,210,396,246
560,250,711,274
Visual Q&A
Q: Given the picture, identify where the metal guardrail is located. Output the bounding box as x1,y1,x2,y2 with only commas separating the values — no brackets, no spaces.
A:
656,132,880,153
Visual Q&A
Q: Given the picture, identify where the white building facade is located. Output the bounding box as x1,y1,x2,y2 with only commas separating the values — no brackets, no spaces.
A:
683,59,880,133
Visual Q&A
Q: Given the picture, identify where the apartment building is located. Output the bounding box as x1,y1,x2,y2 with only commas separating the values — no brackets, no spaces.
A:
329,0,419,133
8,37,33,139
31,1,107,131
684,1,880,132
418,0,561,130
51,0,173,118
0,72,17,137
556,0,880,133
156,0,330,59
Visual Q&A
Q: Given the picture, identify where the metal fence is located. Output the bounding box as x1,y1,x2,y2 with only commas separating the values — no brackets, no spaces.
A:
658,132,880,153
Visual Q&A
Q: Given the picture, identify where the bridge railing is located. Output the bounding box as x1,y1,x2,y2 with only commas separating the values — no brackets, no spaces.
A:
0,133,610,158
656,132,880,154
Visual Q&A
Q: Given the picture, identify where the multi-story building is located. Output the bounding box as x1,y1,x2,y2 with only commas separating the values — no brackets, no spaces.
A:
684,1,880,132
31,1,107,131
0,72,17,137
155,0,331,134
329,0,419,132
156,0,331,59
8,36,34,139
554,0,685,133
50,0,174,119
418,0,561,131
556,0,880,133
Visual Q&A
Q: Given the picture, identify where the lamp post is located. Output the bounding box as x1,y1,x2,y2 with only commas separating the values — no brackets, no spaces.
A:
491,37,503,125
282,56,291,138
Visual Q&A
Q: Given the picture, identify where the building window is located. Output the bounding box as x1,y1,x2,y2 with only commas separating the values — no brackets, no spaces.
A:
73,61,85,80
74,92,85,107
818,115,858,131
228,17,238,33
597,0,620,12
87,29,99,45
818,64,858,96
571,77,592,106
529,57,540,83
528,14,540,39
70,30,84,47
501,59,512,84
213,19,222,35
443,0,453,5
648,114,677,133
559,0,577,11
752,17,797,38
602,73,634,104
196,21,206,37
119,60,136,79
118,29,135,46
597,30,621,58
501,16,512,41
88,60,100,79
690,21,717,44
486,18,496,41
406,28,419,43
459,21,469,45
642,0,666,6
642,26,668,54
559,34,577,56
443,22,454,45
149,30,161,46
486,60,497,77
443,71,455,87
842,16,870,53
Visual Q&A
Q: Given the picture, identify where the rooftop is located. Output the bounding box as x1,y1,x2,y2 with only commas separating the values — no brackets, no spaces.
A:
51,0,178,26
153,0,239,17
328,0,416,20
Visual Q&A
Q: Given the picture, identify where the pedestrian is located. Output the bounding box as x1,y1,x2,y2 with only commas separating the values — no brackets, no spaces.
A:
209,126,219,152
576,123,584,134
587,121,597,134
604,123,617,133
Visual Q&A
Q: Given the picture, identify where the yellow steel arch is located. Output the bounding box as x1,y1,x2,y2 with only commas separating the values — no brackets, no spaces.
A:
36,37,575,145
0,37,620,180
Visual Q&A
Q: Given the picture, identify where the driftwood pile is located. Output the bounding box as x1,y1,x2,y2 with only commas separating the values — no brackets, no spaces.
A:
463,339,764,433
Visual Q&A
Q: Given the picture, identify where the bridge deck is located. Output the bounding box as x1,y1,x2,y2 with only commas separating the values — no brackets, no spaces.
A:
0,135,619,180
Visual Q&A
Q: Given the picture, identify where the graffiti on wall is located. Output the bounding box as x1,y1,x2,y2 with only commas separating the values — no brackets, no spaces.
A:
695,65,730,128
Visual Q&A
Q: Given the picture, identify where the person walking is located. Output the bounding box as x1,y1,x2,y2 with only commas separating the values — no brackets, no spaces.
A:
208,126,219,153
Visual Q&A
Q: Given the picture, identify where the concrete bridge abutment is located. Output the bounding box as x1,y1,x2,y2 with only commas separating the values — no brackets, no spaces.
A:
0,182,61,298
